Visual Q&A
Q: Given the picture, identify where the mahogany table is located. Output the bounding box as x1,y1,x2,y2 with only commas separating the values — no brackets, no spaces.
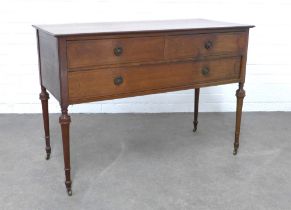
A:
33,19,254,196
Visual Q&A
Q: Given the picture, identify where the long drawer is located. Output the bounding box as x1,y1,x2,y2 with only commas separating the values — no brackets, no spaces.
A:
68,56,241,103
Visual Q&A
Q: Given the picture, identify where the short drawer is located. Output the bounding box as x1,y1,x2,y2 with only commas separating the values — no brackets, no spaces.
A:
68,57,241,103
165,32,247,59
67,36,164,68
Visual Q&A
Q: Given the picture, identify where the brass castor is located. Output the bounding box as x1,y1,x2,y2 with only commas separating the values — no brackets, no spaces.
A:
233,142,239,156
45,146,51,160
65,181,72,196
46,153,51,160
67,189,73,196
233,148,238,156
193,121,198,132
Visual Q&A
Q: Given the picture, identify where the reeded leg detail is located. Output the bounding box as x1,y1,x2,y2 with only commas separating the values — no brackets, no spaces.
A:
193,88,200,132
233,83,245,155
40,87,51,160
59,107,72,196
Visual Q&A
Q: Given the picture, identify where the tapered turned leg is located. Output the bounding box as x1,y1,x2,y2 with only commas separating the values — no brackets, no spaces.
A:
59,106,72,196
233,83,245,155
193,88,200,132
39,87,51,160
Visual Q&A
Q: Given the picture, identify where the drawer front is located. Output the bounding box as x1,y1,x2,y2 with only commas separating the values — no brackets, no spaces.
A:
67,37,164,68
165,32,247,59
68,57,241,103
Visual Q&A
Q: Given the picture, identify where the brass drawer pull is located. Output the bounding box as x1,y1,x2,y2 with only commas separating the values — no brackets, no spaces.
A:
114,47,123,56
114,76,124,85
204,41,213,50
201,67,210,76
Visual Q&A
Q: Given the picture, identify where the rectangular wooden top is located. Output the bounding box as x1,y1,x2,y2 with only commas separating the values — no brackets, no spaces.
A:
33,19,254,37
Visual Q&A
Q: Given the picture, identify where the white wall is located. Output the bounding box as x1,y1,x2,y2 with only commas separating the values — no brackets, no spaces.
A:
0,0,290,113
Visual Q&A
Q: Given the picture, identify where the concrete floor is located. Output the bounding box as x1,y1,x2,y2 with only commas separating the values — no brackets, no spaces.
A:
0,112,291,210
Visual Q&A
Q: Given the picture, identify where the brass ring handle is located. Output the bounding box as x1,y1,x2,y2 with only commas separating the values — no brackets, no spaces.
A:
114,76,124,85
201,67,210,76
204,41,213,50
114,47,123,56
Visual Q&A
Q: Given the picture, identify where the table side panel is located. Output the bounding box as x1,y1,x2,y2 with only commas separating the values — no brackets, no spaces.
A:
239,30,250,83
38,31,61,101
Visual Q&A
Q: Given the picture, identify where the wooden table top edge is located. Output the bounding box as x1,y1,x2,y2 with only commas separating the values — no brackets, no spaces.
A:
32,18,255,37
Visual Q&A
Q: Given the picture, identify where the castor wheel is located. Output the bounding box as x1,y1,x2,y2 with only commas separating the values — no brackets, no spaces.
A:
233,142,239,156
45,146,51,160
233,148,238,156
193,121,198,132
46,153,51,160
65,181,72,196
67,189,73,196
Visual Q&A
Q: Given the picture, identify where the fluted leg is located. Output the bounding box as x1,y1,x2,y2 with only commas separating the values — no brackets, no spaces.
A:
39,87,51,160
233,83,245,155
59,106,72,196
193,88,200,132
